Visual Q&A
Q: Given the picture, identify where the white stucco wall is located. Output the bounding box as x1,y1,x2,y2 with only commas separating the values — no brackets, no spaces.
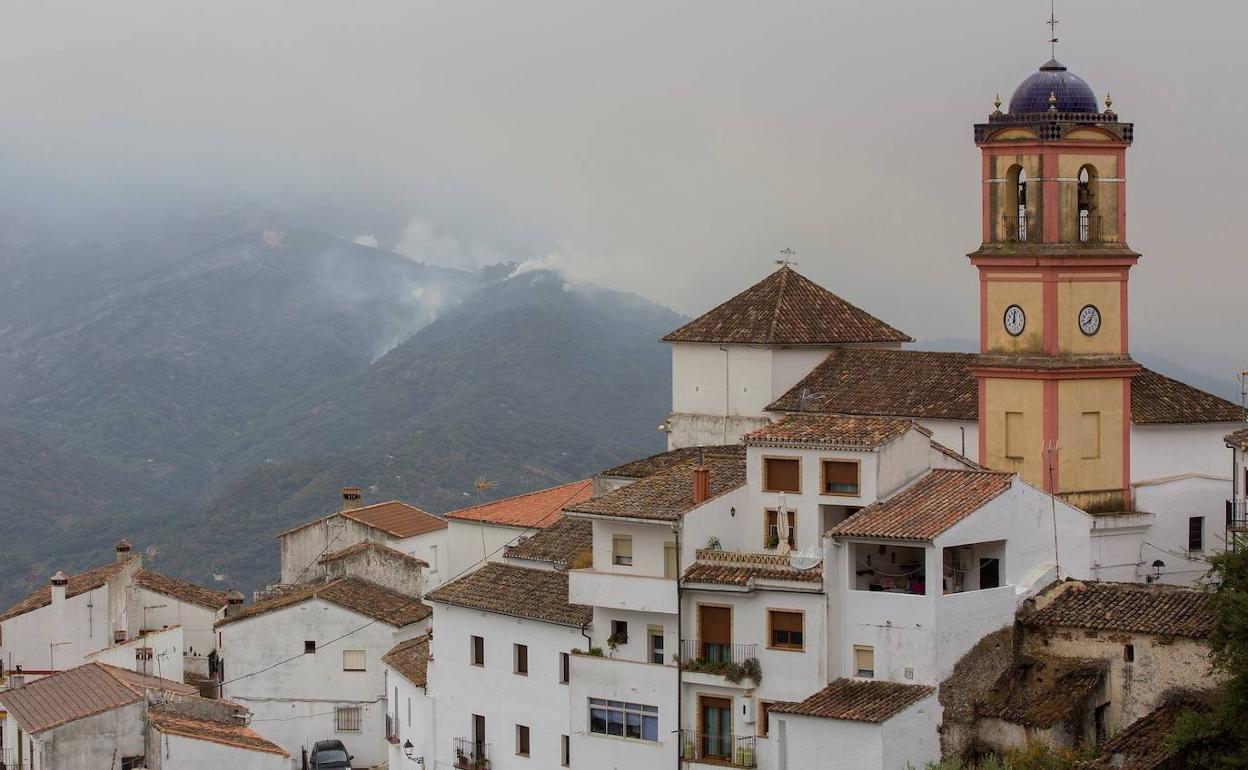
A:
218,598,425,768
86,625,184,683
132,587,222,655
446,519,530,579
1,584,116,674
426,602,585,770
392,529,448,589
568,652,677,770
384,668,431,770
1132,423,1241,483
154,733,289,770
7,702,146,770
776,691,939,770
1131,474,1229,585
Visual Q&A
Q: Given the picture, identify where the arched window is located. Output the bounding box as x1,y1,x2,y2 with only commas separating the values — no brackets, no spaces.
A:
1004,165,1028,241
1077,165,1099,242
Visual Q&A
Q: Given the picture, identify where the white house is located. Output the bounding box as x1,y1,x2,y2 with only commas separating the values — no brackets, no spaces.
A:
145,706,290,770
0,662,200,770
381,633,432,769
0,541,231,681
86,625,185,684
216,577,431,769
277,487,448,589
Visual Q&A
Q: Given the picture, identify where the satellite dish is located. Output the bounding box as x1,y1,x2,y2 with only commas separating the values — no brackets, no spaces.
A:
789,545,822,571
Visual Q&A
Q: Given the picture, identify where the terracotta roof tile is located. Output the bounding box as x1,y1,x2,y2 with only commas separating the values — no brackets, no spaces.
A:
504,517,593,568
216,577,430,629
1226,427,1248,450
0,556,138,622
1025,581,1214,639
829,469,1015,541
682,550,823,587
770,348,1244,425
149,710,289,756
426,563,592,627
569,452,746,522
600,445,744,479
382,634,431,688
930,440,986,470
444,480,592,528
277,500,446,539
1084,693,1212,770
318,540,429,568
0,663,194,735
662,266,911,346
133,569,231,611
744,413,926,448
977,656,1108,728
769,679,934,723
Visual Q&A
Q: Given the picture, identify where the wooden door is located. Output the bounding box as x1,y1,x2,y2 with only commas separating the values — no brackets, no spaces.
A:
699,696,733,759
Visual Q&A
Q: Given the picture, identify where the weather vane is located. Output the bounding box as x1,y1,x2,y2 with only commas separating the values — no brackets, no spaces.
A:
1047,0,1059,59
775,247,798,268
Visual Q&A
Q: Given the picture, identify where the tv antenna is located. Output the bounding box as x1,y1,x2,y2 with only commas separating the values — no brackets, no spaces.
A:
796,386,826,412
23,560,49,588
775,247,798,268
144,545,159,563
1047,0,1059,59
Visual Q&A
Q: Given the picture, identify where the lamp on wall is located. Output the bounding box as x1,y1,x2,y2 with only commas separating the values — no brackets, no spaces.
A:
1146,559,1166,584
403,740,423,764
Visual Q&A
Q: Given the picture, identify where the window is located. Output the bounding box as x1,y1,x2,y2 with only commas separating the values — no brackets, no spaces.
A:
304,640,316,654
764,509,796,549
1005,412,1024,460
121,758,145,770
648,626,665,664
1124,643,1135,663
757,701,775,738
588,698,659,741
664,542,678,579
471,635,484,666
343,649,366,671
768,610,804,651
560,652,570,684
612,535,633,566
335,706,362,732
1081,412,1101,459
561,734,571,766
1189,516,1205,551
854,646,875,678
763,457,801,493
514,644,528,675
610,620,629,645
822,460,860,495
516,724,530,756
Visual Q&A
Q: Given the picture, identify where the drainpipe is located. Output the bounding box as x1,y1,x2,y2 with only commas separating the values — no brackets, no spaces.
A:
674,519,684,769
580,622,592,650
719,346,730,445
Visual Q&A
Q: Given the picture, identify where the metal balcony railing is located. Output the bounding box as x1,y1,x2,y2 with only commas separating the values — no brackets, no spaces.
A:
681,640,758,666
679,731,758,767
1003,214,1031,242
453,737,491,770
1228,499,1248,532
1078,213,1103,243
386,713,399,744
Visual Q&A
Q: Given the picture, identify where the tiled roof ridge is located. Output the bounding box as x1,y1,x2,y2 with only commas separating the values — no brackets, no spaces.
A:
565,452,747,522
444,479,591,521
0,555,140,622
276,499,445,539
132,568,232,610
829,469,1015,541
743,413,930,448
425,562,592,627
148,709,289,757
765,264,790,343
381,633,432,687
769,679,935,723
318,540,429,567
1025,579,1213,638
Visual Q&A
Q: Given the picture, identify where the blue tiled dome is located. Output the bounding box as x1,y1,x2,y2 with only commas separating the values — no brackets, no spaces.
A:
1008,59,1099,114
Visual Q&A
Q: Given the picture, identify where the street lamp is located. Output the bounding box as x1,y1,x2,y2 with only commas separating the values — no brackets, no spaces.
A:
403,740,423,764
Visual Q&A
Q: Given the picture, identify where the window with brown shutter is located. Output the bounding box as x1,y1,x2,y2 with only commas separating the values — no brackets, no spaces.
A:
757,701,775,738
516,724,530,756
763,457,801,493
768,609,804,650
822,460,860,495
471,635,484,666
514,643,528,675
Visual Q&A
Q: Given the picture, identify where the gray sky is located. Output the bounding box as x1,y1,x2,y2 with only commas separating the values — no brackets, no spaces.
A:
1,1,1244,381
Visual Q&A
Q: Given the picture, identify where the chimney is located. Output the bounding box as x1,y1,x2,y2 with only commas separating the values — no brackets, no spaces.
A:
50,571,69,604
341,486,363,511
693,465,710,506
225,589,246,618
115,539,132,562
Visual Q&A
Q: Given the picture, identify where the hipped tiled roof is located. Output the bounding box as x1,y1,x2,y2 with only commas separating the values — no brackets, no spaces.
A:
149,710,289,756
278,500,446,539
662,266,912,346
319,540,429,568
444,479,592,528
0,556,138,622
829,469,1015,541
382,634,431,688
770,348,1245,425
682,550,823,587
215,577,430,629
426,563,592,627
1025,581,1213,639
744,413,925,448
599,445,744,480
569,451,745,522
977,656,1108,728
133,569,231,611
770,679,934,723
504,517,593,568
0,663,195,735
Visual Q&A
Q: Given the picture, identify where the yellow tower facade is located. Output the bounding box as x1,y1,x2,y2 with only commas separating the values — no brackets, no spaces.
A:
970,59,1139,512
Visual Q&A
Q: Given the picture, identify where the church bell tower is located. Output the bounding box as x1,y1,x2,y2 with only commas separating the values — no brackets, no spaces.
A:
970,58,1138,512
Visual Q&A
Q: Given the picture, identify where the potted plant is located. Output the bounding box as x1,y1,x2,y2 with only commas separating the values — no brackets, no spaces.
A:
683,735,695,760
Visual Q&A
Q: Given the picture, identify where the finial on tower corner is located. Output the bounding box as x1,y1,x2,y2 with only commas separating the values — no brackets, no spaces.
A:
992,94,1002,115
1105,91,1113,110
1048,91,1058,112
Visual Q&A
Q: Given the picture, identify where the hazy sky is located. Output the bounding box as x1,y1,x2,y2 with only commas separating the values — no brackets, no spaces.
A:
1,1,1245,381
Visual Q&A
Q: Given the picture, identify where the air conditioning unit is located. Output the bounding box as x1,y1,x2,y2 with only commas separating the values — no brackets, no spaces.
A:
742,698,757,724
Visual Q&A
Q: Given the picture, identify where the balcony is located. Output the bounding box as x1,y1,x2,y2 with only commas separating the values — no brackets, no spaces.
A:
681,641,761,688
453,737,491,770
1228,499,1248,532
567,569,678,614
679,730,757,768
386,713,399,745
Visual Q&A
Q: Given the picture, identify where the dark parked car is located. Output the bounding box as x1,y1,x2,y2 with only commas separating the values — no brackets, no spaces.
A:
309,739,353,769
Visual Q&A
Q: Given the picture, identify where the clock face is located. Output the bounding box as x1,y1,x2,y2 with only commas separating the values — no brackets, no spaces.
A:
1003,304,1026,337
1078,304,1102,336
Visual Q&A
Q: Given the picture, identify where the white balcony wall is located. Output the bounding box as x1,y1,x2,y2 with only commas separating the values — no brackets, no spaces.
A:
568,570,678,615
933,586,1016,679
569,653,677,770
